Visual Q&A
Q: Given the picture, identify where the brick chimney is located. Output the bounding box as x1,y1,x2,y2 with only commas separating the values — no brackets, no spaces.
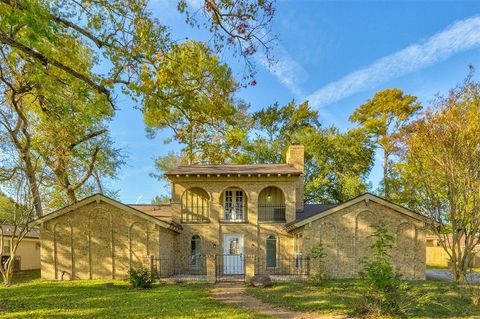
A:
286,145,304,211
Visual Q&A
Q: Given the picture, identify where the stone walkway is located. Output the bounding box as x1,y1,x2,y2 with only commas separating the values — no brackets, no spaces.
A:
210,283,348,319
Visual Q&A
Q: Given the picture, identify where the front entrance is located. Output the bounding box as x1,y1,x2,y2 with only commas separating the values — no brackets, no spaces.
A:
215,234,245,282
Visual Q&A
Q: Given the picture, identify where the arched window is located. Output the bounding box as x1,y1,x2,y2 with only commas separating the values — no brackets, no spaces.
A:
190,235,201,268
266,235,277,268
258,187,285,222
182,188,209,223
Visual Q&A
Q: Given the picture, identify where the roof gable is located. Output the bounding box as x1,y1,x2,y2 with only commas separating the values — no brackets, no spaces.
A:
287,193,428,231
31,194,181,232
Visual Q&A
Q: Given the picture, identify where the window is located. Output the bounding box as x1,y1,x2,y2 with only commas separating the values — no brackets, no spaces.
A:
266,235,277,267
181,188,209,223
294,233,303,269
2,245,9,255
223,189,245,221
190,235,201,268
228,237,241,255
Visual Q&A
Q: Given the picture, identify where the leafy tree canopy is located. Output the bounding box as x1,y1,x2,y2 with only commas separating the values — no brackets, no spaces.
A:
350,88,421,198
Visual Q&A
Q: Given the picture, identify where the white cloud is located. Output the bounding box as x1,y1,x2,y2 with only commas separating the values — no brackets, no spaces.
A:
306,15,480,108
260,43,308,97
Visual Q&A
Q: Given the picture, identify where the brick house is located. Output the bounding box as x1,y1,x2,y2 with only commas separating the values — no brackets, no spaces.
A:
34,145,427,281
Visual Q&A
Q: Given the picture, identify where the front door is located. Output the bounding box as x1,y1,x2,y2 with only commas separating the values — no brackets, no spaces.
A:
223,234,244,275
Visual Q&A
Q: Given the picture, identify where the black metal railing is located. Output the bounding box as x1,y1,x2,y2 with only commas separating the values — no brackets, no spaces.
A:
258,205,286,222
181,209,210,223
215,254,250,282
151,255,207,278
255,256,310,278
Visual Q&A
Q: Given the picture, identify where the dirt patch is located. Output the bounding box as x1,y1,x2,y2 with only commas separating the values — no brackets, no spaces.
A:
210,283,348,319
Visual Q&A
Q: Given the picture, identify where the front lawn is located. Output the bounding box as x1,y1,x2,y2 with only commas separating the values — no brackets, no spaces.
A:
0,271,265,319
248,280,480,319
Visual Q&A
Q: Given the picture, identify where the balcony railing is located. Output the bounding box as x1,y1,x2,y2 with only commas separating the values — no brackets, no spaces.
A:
181,209,210,223
258,205,286,222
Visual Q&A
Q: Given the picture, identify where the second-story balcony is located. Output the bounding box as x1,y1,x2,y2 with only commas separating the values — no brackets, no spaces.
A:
258,205,286,222
258,186,286,223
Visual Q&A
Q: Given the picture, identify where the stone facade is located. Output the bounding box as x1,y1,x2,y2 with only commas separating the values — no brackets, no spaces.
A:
36,145,427,281
40,200,176,280
293,200,426,280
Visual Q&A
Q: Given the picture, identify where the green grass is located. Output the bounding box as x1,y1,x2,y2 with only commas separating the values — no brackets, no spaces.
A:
247,280,480,319
0,271,265,319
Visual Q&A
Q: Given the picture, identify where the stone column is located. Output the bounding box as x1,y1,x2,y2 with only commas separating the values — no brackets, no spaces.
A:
206,255,216,283
245,255,255,282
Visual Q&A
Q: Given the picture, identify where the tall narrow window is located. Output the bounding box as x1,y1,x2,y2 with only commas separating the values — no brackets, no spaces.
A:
294,233,303,269
266,235,277,267
190,235,201,268
223,188,245,221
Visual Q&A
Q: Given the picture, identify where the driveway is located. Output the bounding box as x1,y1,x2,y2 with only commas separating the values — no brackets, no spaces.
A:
426,269,480,283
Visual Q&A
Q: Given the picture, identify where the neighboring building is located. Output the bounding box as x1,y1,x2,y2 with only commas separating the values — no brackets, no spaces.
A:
426,233,480,268
1,225,41,271
33,145,427,281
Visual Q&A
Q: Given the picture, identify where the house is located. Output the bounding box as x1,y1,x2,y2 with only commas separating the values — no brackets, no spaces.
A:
33,145,427,281
426,233,480,268
1,225,41,271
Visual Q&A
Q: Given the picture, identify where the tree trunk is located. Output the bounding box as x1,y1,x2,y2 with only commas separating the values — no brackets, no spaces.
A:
20,149,43,217
66,188,77,205
94,171,104,194
383,148,390,199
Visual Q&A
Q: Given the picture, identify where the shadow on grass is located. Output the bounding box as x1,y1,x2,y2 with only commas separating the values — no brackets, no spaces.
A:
0,275,265,319
247,280,480,318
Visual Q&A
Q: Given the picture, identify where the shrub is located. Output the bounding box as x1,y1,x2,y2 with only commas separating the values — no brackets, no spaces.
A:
309,243,328,285
128,267,153,289
356,220,417,317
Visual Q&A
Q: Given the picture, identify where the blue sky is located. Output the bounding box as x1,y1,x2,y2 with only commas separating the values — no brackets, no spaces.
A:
108,0,480,204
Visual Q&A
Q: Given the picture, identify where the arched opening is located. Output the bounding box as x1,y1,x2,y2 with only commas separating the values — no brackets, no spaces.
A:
181,188,210,223
266,235,277,268
190,235,202,268
258,186,286,222
220,187,247,222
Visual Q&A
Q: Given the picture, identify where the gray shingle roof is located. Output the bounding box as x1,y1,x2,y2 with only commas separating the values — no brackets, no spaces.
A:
0,224,40,239
165,164,302,176
293,204,337,223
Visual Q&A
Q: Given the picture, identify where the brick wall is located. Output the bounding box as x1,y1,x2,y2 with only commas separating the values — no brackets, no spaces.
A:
40,201,174,280
296,201,426,280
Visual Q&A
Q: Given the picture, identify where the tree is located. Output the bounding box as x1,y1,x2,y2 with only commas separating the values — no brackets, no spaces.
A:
0,190,16,224
0,48,46,217
401,73,480,283
143,41,247,164
236,100,321,164
302,127,374,203
350,89,421,199
235,100,374,203
0,0,275,108
0,175,36,286
151,195,170,205
0,38,122,215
